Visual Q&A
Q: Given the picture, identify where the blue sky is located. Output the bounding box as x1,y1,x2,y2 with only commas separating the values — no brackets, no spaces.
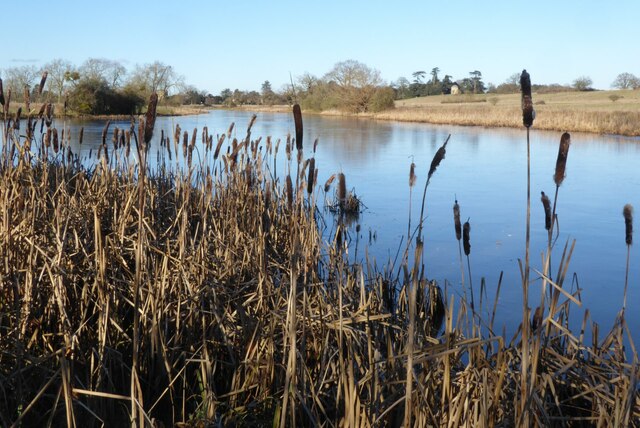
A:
3,0,639,94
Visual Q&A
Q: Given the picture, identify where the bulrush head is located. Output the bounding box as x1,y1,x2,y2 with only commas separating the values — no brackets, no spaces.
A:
520,69,535,128
144,93,158,145
324,174,336,193
453,200,462,241
541,191,552,230
78,127,84,145
286,175,293,210
307,158,315,195
38,71,48,95
554,132,571,186
293,104,303,151
0,78,4,106
624,204,633,245
463,221,471,256
428,135,450,182
409,162,417,188
23,86,30,112
337,173,347,203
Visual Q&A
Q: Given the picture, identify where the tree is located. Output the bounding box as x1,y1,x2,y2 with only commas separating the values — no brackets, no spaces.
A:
412,71,426,84
42,58,75,102
324,60,383,112
261,80,275,104
393,77,412,99
612,73,640,90
430,67,440,84
469,70,485,94
2,65,39,100
67,77,142,115
572,76,593,91
79,58,126,88
127,61,183,99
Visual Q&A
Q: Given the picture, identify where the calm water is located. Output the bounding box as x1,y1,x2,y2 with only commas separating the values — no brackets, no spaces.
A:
49,110,640,338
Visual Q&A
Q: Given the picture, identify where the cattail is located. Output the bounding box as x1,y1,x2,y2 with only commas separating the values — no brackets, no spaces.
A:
520,69,534,128
247,114,257,135
337,173,347,205
624,204,633,245
112,127,120,151
144,93,158,145
463,221,471,256
554,132,571,186
286,175,293,210
428,136,449,181
307,158,315,195
227,122,235,138
38,71,48,95
214,135,225,160
453,200,461,241
409,162,417,187
190,128,197,149
285,135,291,161
52,128,59,153
313,138,319,153
13,108,21,131
37,103,46,119
324,174,336,192
531,306,543,332
293,104,303,151
541,191,552,230
0,78,4,106
174,124,181,145
101,121,110,147
78,127,84,145
44,103,53,127
183,131,188,157
44,127,51,148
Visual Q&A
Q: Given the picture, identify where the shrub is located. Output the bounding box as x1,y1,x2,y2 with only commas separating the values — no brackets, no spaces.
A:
369,87,396,112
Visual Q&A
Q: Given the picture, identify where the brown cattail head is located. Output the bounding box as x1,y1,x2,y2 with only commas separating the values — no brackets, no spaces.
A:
13,108,21,130
227,122,235,138
38,71,48,95
428,136,449,181
286,174,293,210
144,93,158,145
307,158,315,195
463,221,471,256
101,121,111,147
337,173,346,202
23,85,30,111
541,191,552,231
409,162,417,187
77,127,83,145
623,204,633,245
190,128,197,149
554,132,571,186
520,69,535,128
214,134,225,160
453,200,461,240
0,78,4,106
293,104,303,151
52,128,59,153
313,138,319,153
324,174,336,192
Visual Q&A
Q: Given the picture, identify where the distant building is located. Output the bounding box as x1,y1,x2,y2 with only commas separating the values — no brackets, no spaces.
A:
450,82,461,95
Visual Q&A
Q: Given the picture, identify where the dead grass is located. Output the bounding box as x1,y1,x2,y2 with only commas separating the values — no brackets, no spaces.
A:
0,100,638,427
383,90,640,135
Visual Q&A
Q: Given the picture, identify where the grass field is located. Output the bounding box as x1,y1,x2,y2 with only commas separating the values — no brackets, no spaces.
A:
376,89,640,136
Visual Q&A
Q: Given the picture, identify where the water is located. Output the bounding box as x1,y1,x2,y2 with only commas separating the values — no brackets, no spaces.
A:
48,110,640,338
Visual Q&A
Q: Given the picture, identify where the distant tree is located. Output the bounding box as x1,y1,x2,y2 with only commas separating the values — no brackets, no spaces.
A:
261,80,275,104
127,61,183,99
612,72,640,90
430,67,440,84
506,72,520,85
219,88,232,102
297,72,319,93
572,76,593,91
79,58,126,88
324,59,383,112
2,65,39,100
412,71,426,84
42,58,75,102
469,70,485,93
441,75,453,94
68,77,143,115
393,76,412,99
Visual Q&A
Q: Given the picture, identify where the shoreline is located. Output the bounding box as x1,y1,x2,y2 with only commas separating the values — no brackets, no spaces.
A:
230,89,640,137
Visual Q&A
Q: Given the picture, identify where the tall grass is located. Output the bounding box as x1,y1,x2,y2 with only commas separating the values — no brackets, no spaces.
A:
0,97,638,427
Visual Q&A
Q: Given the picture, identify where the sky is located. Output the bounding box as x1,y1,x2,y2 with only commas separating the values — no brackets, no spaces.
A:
2,0,639,94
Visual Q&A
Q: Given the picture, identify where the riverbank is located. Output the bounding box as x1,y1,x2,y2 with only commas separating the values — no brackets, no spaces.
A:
233,89,640,136
1,103,210,120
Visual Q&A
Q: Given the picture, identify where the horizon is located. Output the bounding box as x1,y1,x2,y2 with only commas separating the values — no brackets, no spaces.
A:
2,0,639,94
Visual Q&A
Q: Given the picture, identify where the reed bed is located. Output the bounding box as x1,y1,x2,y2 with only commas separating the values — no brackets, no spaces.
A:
0,97,638,427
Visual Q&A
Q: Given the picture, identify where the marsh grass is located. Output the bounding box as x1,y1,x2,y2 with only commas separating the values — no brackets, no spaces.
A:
0,101,638,427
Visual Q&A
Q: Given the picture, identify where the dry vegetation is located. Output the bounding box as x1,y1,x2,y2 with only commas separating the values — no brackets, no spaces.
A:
378,90,640,136
0,90,639,427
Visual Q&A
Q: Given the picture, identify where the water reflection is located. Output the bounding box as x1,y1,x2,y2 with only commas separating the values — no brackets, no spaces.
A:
43,110,640,338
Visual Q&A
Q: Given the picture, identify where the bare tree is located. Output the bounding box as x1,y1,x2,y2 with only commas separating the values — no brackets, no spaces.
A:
79,58,126,87
612,73,640,90
324,60,383,112
128,61,183,99
2,65,39,99
572,76,593,91
42,58,75,102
